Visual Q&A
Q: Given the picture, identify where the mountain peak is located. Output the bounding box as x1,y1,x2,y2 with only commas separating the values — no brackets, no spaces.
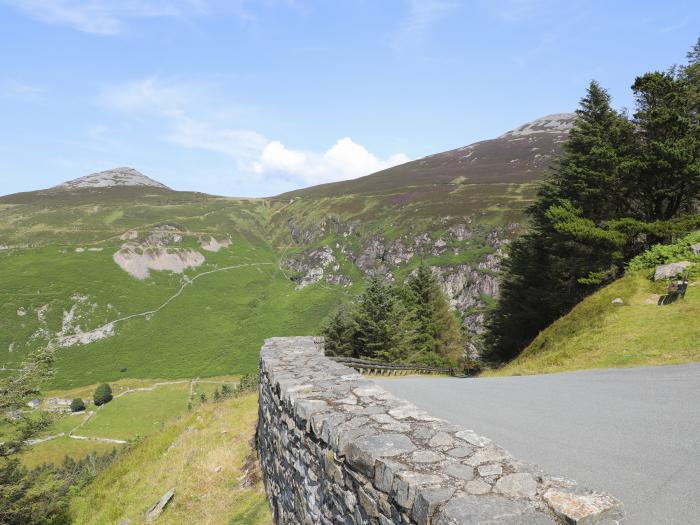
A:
499,113,576,139
55,167,170,191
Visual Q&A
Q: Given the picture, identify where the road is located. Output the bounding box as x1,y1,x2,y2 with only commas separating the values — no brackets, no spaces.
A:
375,363,700,525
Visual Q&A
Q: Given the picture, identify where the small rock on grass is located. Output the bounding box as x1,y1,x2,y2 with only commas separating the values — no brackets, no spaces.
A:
144,489,175,522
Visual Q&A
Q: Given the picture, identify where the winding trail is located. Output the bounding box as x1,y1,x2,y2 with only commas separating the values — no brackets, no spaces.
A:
60,262,275,346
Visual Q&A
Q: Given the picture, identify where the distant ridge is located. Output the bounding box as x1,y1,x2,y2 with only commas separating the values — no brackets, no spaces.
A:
279,112,576,200
53,167,170,191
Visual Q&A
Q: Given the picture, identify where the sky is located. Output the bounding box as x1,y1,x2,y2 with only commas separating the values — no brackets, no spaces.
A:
0,0,697,197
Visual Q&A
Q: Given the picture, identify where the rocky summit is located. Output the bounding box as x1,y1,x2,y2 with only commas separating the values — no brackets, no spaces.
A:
53,167,171,191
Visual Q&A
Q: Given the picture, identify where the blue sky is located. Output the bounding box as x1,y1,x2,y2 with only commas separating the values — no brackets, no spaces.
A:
0,0,697,197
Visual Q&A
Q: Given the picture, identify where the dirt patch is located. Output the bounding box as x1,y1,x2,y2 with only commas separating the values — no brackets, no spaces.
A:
113,245,205,280
199,236,231,252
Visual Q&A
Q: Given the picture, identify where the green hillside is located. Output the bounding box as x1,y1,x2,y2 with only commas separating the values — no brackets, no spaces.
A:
488,239,700,376
0,188,346,388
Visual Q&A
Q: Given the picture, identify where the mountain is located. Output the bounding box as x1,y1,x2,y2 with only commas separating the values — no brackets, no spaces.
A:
0,113,573,388
52,167,171,191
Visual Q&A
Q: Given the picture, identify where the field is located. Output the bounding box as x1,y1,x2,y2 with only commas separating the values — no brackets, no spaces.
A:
18,377,238,467
69,392,269,525
486,272,700,377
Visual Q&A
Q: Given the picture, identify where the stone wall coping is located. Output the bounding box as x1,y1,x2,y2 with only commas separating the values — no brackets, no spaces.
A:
258,336,624,524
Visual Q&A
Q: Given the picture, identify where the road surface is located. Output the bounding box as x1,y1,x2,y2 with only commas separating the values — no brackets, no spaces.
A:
376,363,700,525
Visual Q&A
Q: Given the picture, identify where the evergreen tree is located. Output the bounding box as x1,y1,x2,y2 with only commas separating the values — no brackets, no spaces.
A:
683,37,700,118
631,71,700,223
322,305,357,357
70,398,85,412
352,276,411,361
486,41,700,363
486,81,633,361
406,264,464,363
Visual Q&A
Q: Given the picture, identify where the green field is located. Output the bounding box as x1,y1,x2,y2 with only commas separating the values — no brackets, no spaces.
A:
486,272,700,376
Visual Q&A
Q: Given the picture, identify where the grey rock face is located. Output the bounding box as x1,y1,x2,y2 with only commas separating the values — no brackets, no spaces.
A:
257,337,623,525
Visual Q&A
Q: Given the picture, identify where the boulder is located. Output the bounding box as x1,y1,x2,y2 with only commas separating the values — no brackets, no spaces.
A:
691,243,700,256
653,261,692,281
611,298,624,305
144,489,175,522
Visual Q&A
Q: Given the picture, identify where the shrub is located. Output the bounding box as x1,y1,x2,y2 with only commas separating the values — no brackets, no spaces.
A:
93,384,113,407
627,231,700,271
70,398,85,412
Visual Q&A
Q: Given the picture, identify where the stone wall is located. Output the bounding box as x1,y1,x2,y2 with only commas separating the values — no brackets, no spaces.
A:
257,337,624,525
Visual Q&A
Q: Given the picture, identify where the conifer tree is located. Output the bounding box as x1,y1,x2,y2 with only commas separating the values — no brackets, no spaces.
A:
322,305,357,357
486,81,633,361
487,40,700,363
631,71,700,223
352,276,410,360
406,264,464,363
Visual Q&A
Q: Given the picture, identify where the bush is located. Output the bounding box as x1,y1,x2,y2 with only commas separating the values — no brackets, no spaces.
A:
627,230,700,272
93,384,113,407
70,398,85,412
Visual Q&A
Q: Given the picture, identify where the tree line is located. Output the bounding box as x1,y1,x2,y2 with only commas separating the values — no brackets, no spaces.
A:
323,264,465,366
484,38,700,362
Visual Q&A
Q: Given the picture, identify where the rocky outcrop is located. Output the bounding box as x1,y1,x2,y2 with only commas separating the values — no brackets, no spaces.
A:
284,247,351,289
258,337,624,525
653,261,693,281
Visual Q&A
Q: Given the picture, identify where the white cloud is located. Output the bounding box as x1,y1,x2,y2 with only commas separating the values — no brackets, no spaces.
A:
3,0,208,35
100,77,409,187
253,138,409,185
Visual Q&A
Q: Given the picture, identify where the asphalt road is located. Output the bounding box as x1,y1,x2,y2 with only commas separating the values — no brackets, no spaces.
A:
375,363,700,525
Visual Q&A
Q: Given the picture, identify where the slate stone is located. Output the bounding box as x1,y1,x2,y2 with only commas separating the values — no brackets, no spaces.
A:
346,433,416,477
433,495,557,525
494,473,538,500
444,462,475,481
412,487,455,525
544,489,625,524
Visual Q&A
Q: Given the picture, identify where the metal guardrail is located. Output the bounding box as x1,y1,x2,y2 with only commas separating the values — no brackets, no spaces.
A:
328,356,466,377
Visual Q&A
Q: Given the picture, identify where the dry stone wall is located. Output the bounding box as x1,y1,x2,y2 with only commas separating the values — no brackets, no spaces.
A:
257,337,624,525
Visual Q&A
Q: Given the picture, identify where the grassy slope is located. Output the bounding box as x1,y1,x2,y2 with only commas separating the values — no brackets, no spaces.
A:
486,272,700,376
0,189,347,388
69,392,270,525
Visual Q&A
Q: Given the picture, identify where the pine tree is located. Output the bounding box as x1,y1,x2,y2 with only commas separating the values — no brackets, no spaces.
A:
632,70,700,223
406,264,464,363
486,81,634,361
322,305,357,357
352,276,410,360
